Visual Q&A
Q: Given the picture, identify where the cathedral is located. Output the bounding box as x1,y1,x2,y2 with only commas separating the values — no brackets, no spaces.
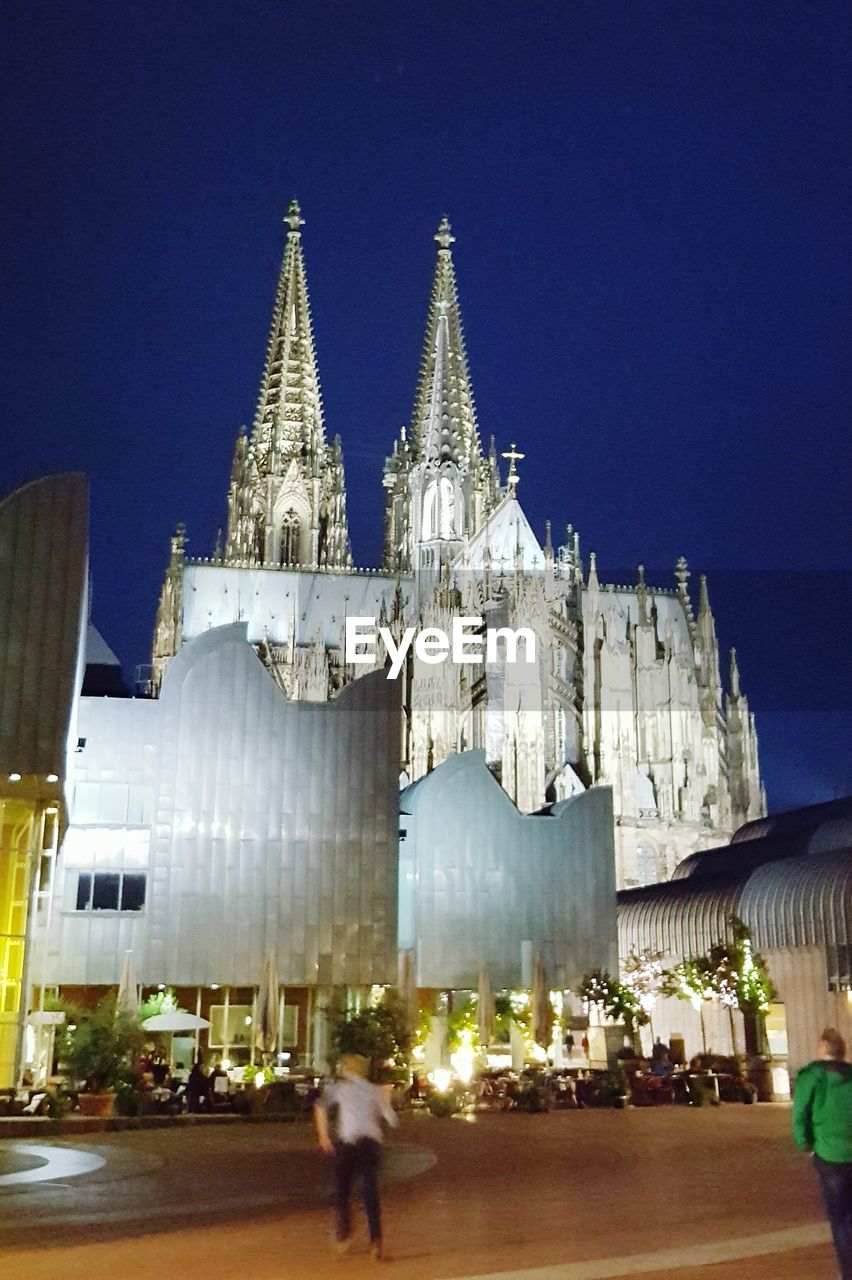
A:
151,202,765,890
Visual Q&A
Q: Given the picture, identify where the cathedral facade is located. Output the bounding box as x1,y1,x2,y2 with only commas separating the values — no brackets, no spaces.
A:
151,203,765,889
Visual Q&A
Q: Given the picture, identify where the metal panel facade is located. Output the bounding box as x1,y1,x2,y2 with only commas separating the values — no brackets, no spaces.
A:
0,473,88,779
400,751,617,990
38,625,400,990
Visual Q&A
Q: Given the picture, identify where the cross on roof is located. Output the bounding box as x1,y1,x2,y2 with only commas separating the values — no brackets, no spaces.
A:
502,442,524,494
435,216,455,249
284,199,305,233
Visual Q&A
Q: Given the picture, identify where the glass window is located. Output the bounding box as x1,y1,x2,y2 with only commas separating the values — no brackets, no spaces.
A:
91,873,120,910
76,873,92,910
635,843,659,887
209,1004,253,1047
281,1005,298,1046
73,870,146,912
279,510,301,566
120,874,146,912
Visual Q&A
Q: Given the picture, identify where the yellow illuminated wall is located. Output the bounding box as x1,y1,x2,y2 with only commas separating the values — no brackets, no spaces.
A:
0,800,37,1088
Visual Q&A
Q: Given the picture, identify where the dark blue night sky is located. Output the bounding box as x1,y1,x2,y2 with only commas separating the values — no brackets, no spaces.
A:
3,2,850,811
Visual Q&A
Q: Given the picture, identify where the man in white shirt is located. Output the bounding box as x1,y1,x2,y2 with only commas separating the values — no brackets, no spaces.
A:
314,1053,398,1259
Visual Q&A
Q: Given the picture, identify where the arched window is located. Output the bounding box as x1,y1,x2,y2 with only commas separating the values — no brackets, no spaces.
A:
279,509,301,567
422,475,456,540
635,842,659,887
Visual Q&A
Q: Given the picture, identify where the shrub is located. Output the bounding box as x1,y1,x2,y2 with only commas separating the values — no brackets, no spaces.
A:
427,1091,460,1118
328,992,412,1079
62,996,144,1093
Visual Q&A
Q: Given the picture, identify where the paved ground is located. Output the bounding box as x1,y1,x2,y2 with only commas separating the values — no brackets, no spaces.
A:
0,1104,838,1279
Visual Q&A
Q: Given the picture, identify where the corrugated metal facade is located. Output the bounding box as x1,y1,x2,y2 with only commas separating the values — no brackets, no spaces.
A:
37,624,401,990
401,752,617,990
618,808,852,1073
0,473,88,779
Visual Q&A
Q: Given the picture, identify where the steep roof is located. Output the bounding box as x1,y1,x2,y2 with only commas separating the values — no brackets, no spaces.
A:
458,495,545,572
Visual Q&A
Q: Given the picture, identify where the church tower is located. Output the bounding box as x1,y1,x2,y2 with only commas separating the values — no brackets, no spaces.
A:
225,201,350,569
383,218,498,574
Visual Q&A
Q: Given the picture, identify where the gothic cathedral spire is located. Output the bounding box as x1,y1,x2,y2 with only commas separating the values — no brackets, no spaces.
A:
225,201,350,570
410,216,481,468
383,217,497,573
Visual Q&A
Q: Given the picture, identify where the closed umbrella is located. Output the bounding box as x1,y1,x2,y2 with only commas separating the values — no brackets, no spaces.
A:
531,957,552,1048
116,950,139,1015
255,950,280,1056
477,965,494,1048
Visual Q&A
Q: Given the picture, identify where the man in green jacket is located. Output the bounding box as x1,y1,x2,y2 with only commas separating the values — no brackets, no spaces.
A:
793,1027,852,1279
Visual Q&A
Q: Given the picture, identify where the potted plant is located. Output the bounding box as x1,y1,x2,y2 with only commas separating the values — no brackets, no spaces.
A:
327,991,412,1082
61,997,143,1117
594,1066,629,1108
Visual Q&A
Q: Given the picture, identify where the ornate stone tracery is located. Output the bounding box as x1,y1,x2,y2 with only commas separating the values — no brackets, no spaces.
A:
151,207,766,887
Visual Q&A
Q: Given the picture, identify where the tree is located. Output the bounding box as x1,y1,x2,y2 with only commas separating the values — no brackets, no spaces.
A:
664,958,715,1054
665,919,776,1057
579,969,647,1050
327,991,412,1079
620,951,667,1043
139,988,185,1021
61,996,145,1093
705,918,776,1056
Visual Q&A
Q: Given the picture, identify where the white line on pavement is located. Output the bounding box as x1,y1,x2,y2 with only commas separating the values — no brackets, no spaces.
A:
0,1144,106,1187
449,1223,832,1280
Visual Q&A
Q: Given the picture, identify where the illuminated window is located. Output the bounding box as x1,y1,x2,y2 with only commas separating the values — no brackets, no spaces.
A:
209,1004,253,1047
279,510,301,566
635,843,659,887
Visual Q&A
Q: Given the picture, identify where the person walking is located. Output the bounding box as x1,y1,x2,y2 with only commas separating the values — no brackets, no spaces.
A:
793,1027,852,1279
314,1053,398,1260
184,1059,210,1113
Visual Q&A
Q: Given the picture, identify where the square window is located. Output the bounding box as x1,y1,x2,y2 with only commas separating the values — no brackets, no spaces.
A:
91,873,120,910
120,874,146,912
75,873,92,911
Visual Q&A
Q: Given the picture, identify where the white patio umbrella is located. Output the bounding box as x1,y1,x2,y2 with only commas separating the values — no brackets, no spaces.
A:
477,965,494,1048
116,950,140,1015
142,1011,210,1033
255,950,280,1056
531,957,552,1048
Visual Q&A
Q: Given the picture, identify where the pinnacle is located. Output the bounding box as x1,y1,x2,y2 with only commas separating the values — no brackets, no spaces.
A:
730,647,742,698
435,216,455,250
408,215,480,468
284,198,305,233
698,573,711,614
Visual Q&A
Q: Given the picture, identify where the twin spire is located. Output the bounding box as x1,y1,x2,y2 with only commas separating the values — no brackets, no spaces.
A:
252,203,480,475
410,216,482,469
229,203,496,574
252,198,325,468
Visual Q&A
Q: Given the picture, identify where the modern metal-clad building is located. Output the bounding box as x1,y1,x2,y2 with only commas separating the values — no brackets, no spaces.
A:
400,751,618,991
618,797,852,1075
33,624,401,1052
30,619,624,1067
0,474,89,1085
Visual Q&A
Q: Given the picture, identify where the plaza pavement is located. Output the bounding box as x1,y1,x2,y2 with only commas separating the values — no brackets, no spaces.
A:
0,1105,837,1279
